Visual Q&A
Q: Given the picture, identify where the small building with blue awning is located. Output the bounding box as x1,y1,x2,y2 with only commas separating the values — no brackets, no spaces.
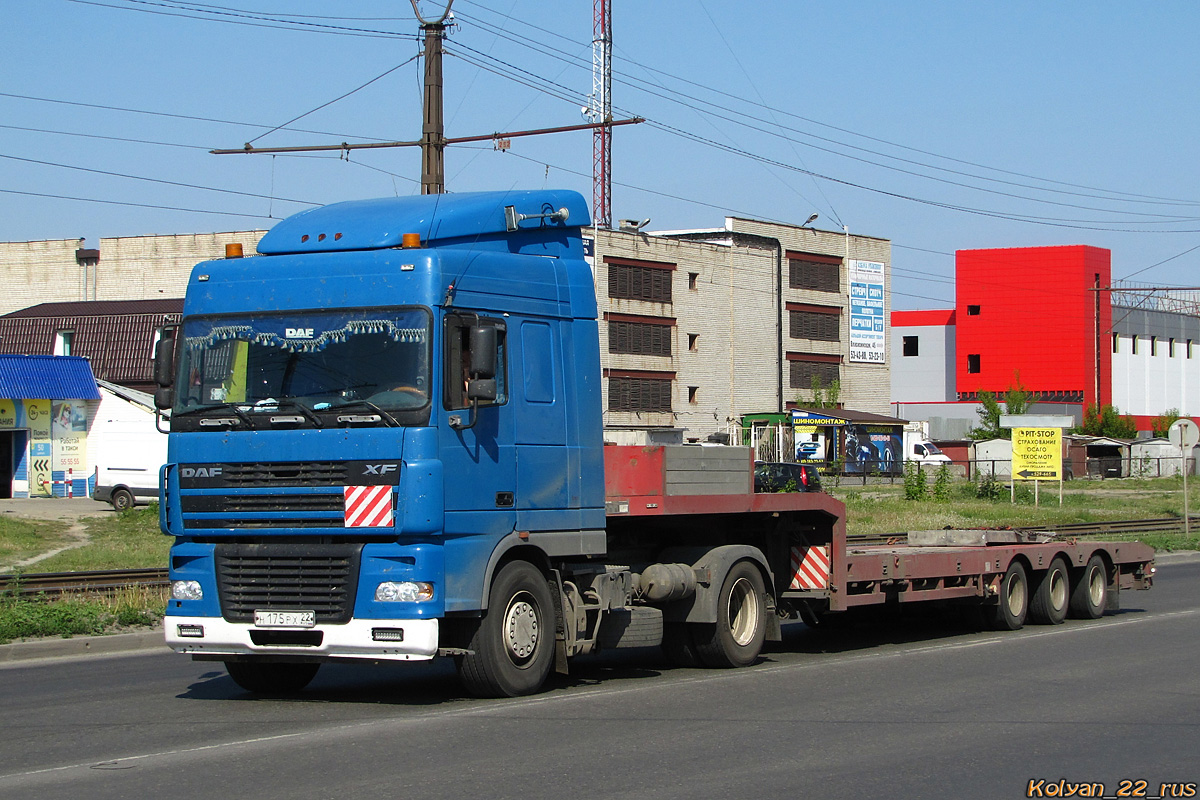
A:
0,355,101,498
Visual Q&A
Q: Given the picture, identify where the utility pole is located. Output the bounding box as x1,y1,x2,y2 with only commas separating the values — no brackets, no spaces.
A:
210,1,642,200
412,0,452,194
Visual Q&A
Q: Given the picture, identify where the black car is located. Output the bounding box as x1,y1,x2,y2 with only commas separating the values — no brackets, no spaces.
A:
753,462,823,493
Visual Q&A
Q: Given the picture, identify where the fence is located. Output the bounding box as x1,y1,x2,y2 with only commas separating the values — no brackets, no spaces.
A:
793,456,1197,484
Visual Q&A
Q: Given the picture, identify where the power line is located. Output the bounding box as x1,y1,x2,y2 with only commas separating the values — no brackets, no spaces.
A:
0,188,275,219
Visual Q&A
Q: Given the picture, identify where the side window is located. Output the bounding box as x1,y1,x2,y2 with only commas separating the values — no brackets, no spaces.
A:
444,314,507,411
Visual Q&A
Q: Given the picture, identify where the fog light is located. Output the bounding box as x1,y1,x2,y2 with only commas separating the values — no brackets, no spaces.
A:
375,581,434,602
171,580,203,600
372,628,405,641
177,624,205,638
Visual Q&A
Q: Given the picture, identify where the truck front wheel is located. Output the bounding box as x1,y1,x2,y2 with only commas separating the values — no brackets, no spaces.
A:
458,560,555,698
693,561,767,668
224,660,320,694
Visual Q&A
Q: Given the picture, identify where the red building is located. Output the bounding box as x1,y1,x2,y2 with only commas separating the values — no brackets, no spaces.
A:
954,246,1111,409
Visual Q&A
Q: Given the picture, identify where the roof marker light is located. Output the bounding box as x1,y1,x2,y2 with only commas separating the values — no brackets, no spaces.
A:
225,243,244,259
402,233,421,249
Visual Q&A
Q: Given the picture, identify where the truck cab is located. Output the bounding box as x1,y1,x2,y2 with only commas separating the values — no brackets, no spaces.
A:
159,190,607,695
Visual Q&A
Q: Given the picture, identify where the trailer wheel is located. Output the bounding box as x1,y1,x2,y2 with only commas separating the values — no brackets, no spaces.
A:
693,561,767,668
1029,557,1069,625
224,660,320,694
458,560,555,698
1068,555,1108,619
111,488,135,512
988,561,1029,631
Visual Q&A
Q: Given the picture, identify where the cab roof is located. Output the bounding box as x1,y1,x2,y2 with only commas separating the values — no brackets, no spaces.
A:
257,189,591,255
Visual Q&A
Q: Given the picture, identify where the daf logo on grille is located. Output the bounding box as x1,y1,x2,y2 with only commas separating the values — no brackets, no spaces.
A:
363,464,398,475
181,466,223,478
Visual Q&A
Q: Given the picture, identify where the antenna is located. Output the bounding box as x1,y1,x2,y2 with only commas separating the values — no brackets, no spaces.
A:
591,0,613,228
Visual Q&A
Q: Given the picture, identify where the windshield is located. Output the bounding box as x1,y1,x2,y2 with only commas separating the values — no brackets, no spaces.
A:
174,308,431,426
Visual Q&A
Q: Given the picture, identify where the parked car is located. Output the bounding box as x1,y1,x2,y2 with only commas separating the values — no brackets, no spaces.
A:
754,461,823,493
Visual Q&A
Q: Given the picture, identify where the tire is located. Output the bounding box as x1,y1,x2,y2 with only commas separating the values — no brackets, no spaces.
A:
693,561,767,668
224,660,320,694
661,622,701,667
1029,557,1069,625
111,488,135,512
457,560,555,698
1069,555,1108,620
988,560,1029,631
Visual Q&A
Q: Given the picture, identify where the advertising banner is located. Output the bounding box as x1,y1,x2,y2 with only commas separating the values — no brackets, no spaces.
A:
25,399,52,496
52,400,89,475
849,259,886,364
1012,427,1062,480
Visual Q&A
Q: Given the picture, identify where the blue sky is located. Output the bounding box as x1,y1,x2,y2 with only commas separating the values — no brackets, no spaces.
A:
4,1,1199,309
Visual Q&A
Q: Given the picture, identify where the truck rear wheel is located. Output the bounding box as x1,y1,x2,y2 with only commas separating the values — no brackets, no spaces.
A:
224,660,320,694
458,560,555,698
693,561,767,668
988,561,1029,631
1029,557,1069,625
1068,555,1108,619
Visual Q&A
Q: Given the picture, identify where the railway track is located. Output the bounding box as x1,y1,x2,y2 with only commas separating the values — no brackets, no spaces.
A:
0,516,1192,597
0,568,169,598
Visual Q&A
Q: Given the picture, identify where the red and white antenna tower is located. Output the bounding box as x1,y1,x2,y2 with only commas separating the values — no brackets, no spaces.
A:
589,0,612,228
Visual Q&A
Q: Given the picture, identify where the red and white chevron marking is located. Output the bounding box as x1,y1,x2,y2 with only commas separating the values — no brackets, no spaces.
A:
343,485,394,528
789,545,830,590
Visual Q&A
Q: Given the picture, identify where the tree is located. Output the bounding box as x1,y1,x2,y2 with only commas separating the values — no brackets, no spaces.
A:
1152,408,1182,438
1076,403,1138,438
802,375,841,409
968,376,1034,440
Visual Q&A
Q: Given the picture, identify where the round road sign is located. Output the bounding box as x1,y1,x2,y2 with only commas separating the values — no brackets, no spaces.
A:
1168,418,1199,450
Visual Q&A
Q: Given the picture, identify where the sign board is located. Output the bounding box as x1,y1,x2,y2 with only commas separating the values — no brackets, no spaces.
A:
848,259,885,364
1012,427,1062,481
1000,414,1075,429
1168,418,1199,450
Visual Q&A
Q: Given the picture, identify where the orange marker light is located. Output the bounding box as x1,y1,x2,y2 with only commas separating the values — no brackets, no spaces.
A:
402,233,421,249
225,243,244,259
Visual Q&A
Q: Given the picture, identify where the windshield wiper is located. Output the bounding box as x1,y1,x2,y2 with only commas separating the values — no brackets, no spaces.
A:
172,403,253,427
259,399,324,428
330,399,400,427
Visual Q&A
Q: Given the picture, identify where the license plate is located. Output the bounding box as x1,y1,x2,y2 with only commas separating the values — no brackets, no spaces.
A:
253,610,316,628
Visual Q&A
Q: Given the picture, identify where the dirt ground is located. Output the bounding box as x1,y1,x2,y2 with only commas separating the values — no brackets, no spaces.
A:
1,499,113,569
0,498,113,523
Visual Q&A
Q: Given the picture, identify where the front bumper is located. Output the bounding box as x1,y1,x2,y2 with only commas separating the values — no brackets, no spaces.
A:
164,616,439,661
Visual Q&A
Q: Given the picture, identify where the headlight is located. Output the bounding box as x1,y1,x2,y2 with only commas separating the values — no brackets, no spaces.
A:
171,580,203,601
375,581,434,602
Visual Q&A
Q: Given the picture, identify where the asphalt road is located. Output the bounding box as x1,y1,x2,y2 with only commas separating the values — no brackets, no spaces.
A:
1,560,1197,800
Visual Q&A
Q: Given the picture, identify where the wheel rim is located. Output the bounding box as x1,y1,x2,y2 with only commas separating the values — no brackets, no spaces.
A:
504,593,539,665
726,577,761,647
1087,567,1105,607
1049,569,1067,611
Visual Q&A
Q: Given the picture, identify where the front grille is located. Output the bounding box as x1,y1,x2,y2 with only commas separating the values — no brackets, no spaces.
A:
215,542,361,624
182,495,345,514
216,462,350,487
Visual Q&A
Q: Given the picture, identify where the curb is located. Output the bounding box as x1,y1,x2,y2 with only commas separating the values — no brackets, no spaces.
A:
0,627,166,665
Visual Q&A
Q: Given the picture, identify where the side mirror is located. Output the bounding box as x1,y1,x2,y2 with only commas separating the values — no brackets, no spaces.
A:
467,378,497,403
468,325,496,379
153,337,175,412
153,338,175,387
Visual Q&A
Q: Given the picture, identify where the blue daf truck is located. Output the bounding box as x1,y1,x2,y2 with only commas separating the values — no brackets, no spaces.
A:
157,190,1153,697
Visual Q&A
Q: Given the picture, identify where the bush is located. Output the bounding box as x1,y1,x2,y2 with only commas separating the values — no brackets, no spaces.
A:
903,461,927,501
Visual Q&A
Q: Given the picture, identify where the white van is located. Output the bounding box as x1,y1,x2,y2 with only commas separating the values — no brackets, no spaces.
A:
93,424,168,510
